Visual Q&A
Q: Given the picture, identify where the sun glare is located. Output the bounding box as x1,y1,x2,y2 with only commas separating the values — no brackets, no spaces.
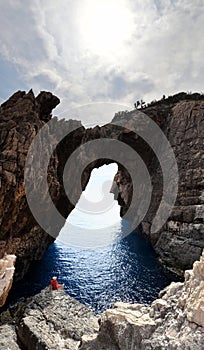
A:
78,0,135,54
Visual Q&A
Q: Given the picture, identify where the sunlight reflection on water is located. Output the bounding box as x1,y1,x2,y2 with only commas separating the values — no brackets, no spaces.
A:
6,165,181,313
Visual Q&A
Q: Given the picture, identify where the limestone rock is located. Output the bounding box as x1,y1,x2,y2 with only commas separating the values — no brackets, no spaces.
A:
0,90,204,299
183,251,204,327
0,287,98,350
36,91,60,122
0,254,16,307
113,100,204,272
0,324,21,350
0,90,85,286
0,250,203,349
81,250,204,350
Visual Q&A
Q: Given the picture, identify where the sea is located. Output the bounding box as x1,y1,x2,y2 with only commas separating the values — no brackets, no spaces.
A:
5,165,181,314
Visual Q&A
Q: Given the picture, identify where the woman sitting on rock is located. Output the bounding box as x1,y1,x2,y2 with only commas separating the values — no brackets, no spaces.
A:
50,276,64,290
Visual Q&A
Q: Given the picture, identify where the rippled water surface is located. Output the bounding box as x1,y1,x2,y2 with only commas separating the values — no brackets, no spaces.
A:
7,220,179,313
6,165,180,313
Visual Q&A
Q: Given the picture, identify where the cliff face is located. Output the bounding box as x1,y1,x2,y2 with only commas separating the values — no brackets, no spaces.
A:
150,101,204,271
0,90,85,281
112,101,204,272
0,90,203,289
84,100,204,272
0,90,57,279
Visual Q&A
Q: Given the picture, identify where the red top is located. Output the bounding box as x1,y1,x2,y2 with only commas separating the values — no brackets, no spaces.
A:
50,279,60,290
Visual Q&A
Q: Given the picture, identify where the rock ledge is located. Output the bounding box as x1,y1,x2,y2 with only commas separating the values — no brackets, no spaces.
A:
80,250,204,349
0,250,204,349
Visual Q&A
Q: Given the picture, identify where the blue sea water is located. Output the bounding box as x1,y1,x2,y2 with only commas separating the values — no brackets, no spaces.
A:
5,165,181,313
6,220,180,314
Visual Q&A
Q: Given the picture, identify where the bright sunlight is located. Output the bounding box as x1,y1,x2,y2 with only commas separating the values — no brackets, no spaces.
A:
77,0,135,55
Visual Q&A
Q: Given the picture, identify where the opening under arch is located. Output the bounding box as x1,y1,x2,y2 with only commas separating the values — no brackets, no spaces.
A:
57,163,121,247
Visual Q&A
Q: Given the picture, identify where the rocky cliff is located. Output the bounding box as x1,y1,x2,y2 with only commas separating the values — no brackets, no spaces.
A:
0,90,203,305
112,100,204,273
0,287,98,349
0,90,85,282
0,249,203,349
80,249,204,350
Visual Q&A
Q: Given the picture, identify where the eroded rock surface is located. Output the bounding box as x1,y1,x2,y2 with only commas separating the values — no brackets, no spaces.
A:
0,324,21,350
0,254,16,307
0,288,98,350
80,250,204,350
0,90,84,281
0,250,203,349
0,90,203,298
111,100,204,273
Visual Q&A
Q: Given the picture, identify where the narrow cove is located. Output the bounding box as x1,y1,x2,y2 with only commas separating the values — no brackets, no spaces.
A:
6,165,180,313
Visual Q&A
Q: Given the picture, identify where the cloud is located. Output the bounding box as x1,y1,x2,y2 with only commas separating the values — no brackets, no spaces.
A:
105,70,155,99
0,0,204,123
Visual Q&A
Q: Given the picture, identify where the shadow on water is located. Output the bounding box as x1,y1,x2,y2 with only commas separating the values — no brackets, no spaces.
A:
4,220,182,314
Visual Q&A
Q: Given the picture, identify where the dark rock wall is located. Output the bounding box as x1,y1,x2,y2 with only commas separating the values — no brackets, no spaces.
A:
0,91,84,279
0,90,203,281
89,101,204,272
142,101,204,271
108,101,204,272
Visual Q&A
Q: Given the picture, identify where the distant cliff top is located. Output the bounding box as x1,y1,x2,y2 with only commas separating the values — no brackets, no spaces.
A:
113,91,204,121
145,91,204,108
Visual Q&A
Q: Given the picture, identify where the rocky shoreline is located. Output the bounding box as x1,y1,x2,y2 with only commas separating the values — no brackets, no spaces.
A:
0,90,203,348
0,288,98,350
0,90,203,283
0,249,203,349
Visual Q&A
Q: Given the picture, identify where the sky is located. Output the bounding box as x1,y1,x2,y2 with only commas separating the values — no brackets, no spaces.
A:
57,164,122,247
0,0,204,123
